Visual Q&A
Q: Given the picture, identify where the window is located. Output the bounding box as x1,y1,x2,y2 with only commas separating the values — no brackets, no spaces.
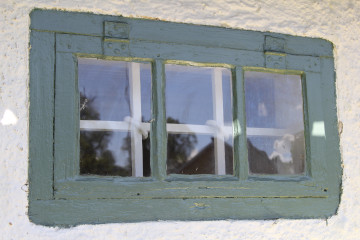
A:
29,9,342,226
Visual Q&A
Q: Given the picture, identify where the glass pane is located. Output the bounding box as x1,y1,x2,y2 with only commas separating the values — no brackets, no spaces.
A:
167,134,214,174
222,72,233,124
140,68,152,123
78,58,151,122
80,131,132,176
166,65,213,125
166,64,233,175
78,58,151,177
245,71,305,175
225,137,234,174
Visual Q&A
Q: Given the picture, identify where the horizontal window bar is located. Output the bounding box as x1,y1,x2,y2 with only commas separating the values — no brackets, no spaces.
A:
81,120,302,137
80,120,150,131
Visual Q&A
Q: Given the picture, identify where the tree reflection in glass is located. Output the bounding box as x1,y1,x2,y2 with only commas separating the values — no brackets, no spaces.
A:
79,93,132,176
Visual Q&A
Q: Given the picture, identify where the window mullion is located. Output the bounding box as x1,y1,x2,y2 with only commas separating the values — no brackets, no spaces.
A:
234,66,248,180
151,59,167,180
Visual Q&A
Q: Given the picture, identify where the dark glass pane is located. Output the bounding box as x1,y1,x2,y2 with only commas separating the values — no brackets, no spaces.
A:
167,135,234,175
245,72,305,175
167,134,214,174
80,130,151,177
80,130,132,176
225,137,234,175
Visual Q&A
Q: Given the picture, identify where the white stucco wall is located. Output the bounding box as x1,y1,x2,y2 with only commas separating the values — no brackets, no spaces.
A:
1,0,359,239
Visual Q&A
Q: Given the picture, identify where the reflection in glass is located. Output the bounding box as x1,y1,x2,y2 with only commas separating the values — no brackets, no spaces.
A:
80,131,132,176
78,58,151,122
224,137,234,174
245,71,305,175
165,64,233,175
167,133,211,174
78,58,151,177
166,65,213,125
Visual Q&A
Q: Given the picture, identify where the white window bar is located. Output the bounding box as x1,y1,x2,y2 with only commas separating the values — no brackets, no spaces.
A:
80,120,129,131
166,123,231,135
246,127,301,137
212,68,226,175
80,121,300,137
129,62,144,177
80,120,150,132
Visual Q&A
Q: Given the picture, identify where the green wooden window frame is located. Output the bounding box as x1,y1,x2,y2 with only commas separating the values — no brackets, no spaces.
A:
29,9,342,226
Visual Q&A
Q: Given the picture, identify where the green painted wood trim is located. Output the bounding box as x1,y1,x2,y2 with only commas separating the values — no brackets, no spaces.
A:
56,34,102,54
151,60,167,180
54,179,327,200
29,197,339,226
286,55,321,73
301,73,312,177
234,67,248,181
164,174,237,181
284,34,333,58
305,72,327,182
54,52,79,181
30,9,106,37
101,39,324,73
29,30,55,200
30,9,333,57
320,57,342,196
242,67,304,76
129,41,265,68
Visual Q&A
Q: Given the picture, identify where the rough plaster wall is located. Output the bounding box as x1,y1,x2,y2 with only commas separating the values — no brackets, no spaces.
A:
0,0,359,239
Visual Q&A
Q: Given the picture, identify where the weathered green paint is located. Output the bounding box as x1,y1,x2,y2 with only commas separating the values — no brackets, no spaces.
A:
54,178,327,200
56,34,102,54
264,36,286,53
300,73,312,177
320,57,342,195
151,59,167,180
287,55,321,73
28,9,342,226
104,21,130,39
165,59,233,69
304,72,326,181
123,40,265,67
30,9,333,57
234,67,248,181
265,51,286,69
29,30,55,201
54,52,79,181
29,197,339,227
243,66,304,75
